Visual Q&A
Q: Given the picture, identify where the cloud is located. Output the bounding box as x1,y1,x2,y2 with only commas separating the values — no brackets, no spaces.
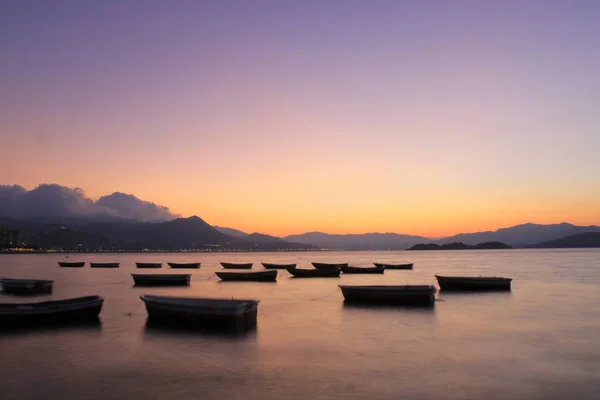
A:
0,185,27,217
96,192,178,222
0,184,180,222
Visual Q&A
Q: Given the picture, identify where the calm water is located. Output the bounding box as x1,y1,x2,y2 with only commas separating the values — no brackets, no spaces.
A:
1,249,599,400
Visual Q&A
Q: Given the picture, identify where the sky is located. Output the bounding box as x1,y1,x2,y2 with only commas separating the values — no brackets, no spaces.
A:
1,1,599,237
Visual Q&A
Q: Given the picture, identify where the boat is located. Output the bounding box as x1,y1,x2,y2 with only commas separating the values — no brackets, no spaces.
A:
215,270,277,282
131,274,191,286
0,278,53,295
374,262,414,270
167,263,201,269
90,263,120,268
435,275,512,291
339,285,437,306
140,294,259,330
341,265,385,274
311,262,348,269
58,261,85,268
220,262,253,270
0,296,104,324
261,263,296,270
288,268,340,278
136,262,163,268
311,262,348,270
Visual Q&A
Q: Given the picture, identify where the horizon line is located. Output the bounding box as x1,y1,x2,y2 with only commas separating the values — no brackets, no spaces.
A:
3,214,600,239
192,217,600,239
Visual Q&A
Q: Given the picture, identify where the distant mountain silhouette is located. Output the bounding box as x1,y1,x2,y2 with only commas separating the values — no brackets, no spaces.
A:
213,228,315,249
29,228,113,250
0,216,39,232
436,223,600,248
283,232,431,250
282,223,600,249
242,233,315,250
408,241,512,250
245,233,287,244
31,216,234,250
528,232,600,248
0,216,314,251
102,216,234,250
3,216,600,252
214,226,249,237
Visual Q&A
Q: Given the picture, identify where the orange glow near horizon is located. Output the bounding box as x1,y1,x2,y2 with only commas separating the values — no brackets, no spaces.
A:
3,159,599,238
138,183,600,237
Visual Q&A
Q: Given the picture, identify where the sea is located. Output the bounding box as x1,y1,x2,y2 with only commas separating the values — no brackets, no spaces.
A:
1,249,599,400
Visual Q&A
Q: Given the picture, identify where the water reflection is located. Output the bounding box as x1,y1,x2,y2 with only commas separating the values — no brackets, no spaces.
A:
438,287,512,293
0,318,102,336
0,291,54,298
438,290,513,299
342,301,437,314
1,250,600,400
143,319,258,341
216,281,277,284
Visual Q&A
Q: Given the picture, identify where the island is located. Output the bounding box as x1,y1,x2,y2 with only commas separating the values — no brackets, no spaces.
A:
407,241,512,250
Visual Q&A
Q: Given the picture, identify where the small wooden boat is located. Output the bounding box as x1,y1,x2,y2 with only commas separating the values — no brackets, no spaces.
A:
140,294,259,330
136,262,163,268
261,263,296,270
220,262,253,270
58,261,85,268
288,268,340,278
90,263,120,268
339,285,437,306
167,262,201,269
341,265,385,274
374,262,413,270
0,278,53,295
0,296,104,324
131,274,191,286
215,270,277,282
435,275,512,291
311,262,347,270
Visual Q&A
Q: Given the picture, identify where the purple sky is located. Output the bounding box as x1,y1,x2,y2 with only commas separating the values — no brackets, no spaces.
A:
1,1,599,235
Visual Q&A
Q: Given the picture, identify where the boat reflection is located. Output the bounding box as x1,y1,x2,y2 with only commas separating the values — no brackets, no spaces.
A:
143,319,257,340
0,291,54,298
342,301,437,314
0,318,102,336
437,290,513,298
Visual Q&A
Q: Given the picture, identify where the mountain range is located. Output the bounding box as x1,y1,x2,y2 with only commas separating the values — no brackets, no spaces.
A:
215,227,433,250
218,223,600,250
527,232,600,249
2,215,600,251
278,223,600,249
434,222,600,248
0,216,316,251
213,226,250,238
3,185,598,251
283,232,431,250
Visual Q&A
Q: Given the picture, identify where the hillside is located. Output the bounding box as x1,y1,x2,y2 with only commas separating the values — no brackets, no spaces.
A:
529,232,600,248
436,223,600,248
0,216,313,251
242,233,316,250
283,232,431,250
3,217,600,252
214,226,248,237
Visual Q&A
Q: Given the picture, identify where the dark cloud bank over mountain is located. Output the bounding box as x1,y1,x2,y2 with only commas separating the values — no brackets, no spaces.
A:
0,184,179,223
